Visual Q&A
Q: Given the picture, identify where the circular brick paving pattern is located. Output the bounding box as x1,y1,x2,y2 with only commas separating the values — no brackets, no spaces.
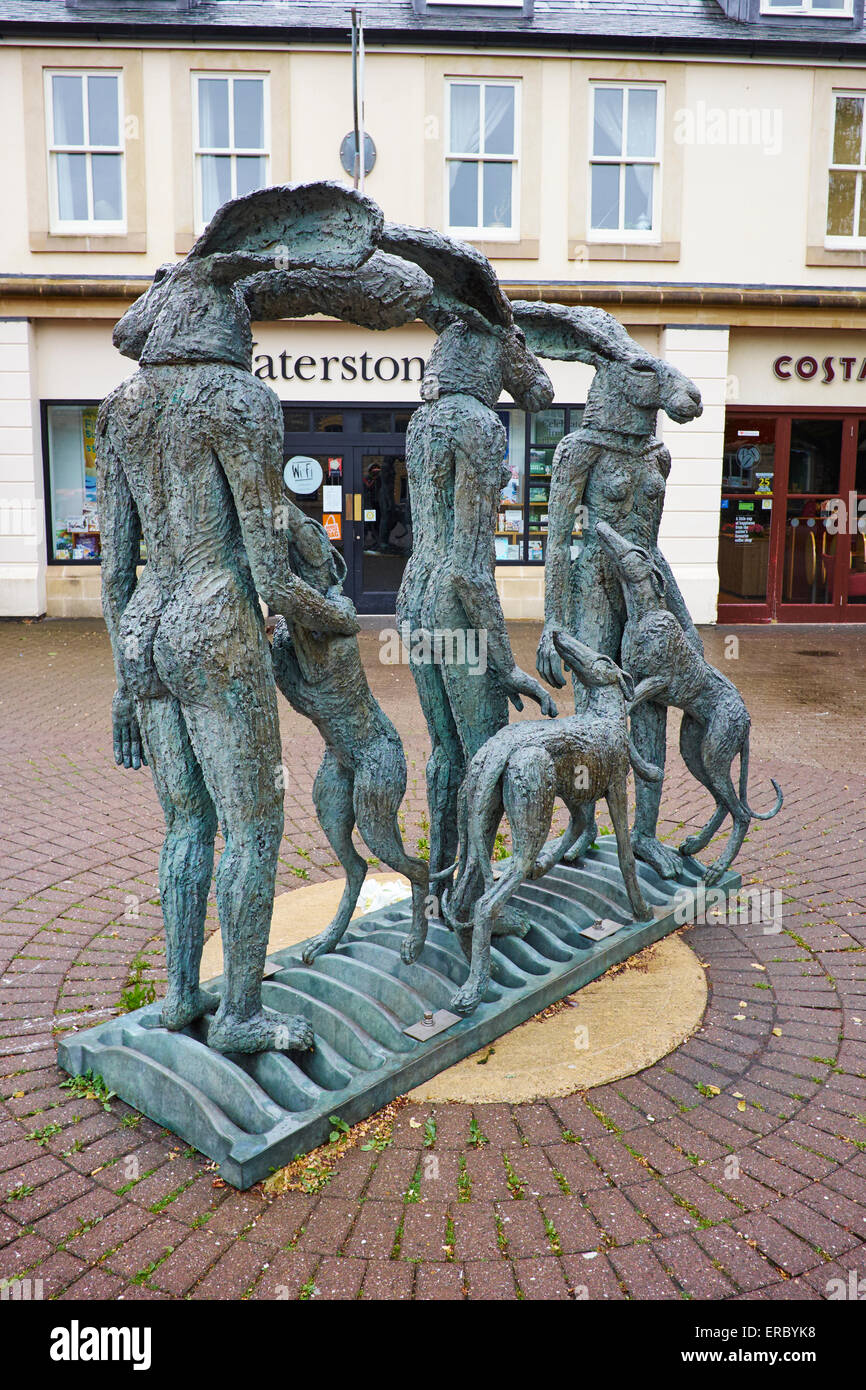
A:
1,620,865,1301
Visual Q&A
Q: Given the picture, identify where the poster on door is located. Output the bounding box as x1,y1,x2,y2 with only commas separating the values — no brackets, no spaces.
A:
323,513,342,541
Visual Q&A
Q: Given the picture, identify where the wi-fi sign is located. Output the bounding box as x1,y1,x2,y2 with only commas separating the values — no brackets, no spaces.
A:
284,455,323,495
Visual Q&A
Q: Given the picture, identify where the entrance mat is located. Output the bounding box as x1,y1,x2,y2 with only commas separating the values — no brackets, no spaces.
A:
57,844,739,1189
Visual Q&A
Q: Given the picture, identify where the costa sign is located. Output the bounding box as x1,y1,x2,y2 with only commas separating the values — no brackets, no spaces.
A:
773,354,866,383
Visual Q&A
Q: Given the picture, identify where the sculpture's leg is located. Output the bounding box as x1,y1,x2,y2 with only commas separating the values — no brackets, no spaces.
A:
532,801,589,878
136,695,219,1030
630,698,683,880
563,544,623,863
349,751,430,965
410,657,464,880
300,753,366,965
439,654,509,916
694,722,751,886
451,749,553,1016
183,673,314,1055
605,775,652,921
678,714,728,856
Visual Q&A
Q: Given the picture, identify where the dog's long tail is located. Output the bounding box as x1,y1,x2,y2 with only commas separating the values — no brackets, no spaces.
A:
628,739,663,783
738,730,783,821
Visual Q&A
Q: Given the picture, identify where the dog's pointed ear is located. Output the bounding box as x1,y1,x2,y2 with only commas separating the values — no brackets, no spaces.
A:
188,181,383,283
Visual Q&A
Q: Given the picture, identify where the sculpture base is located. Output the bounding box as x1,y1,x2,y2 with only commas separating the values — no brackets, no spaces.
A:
57,844,739,1190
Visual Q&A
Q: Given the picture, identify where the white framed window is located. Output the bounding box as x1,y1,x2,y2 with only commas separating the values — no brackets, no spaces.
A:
761,0,853,15
826,90,866,244
193,73,269,230
45,70,125,233
445,79,519,239
588,83,662,241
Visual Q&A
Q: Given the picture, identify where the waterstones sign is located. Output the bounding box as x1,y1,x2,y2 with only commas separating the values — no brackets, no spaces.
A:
252,342,426,385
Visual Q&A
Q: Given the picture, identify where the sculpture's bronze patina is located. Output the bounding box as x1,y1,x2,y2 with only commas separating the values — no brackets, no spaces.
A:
270,512,429,962
371,228,558,970
99,182,393,1055
80,181,784,1167
596,520,783,885
514,304,705,882
441,632,660,1015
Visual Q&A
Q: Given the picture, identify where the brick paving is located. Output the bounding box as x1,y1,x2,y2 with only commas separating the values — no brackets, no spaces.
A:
1,618,865,1300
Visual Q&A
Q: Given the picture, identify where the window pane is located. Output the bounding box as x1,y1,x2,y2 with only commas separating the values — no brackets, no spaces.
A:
485,84,514,155
789,418,842,493
87,75,118,146
56,153,88,220
624,163,654,231
198,77,229,149
234,78,264,150
833,96,863,165
449,160,478,226
200,154,232,222
626,88,657,158
235,155,267,198
593,87,623,157
812,0,847,8
483,160,512,228
52,74,84,145
450,84,480,153
91,153,122,219
590,162,620,230
827,169,856,235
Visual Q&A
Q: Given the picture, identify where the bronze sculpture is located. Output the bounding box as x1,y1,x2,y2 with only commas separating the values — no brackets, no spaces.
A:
441,631,660,1015
514,304,704,880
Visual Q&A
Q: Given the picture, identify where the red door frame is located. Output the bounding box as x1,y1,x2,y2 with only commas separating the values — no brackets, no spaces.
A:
718,406,866,624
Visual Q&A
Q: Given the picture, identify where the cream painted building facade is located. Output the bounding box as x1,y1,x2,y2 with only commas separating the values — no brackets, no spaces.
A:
3,1,866,625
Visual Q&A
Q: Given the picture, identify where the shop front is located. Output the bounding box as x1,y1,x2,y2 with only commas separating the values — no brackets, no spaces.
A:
34,316,603,619
721,332,866,624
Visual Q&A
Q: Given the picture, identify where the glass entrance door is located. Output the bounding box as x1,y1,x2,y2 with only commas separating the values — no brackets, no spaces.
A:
281,406,414,615
347,447,412,614
718,410,866,623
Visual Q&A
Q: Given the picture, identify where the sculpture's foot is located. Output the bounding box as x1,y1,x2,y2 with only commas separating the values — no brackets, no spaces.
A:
564,822,596,865
492,907,532,938
678,834,704,857
628,896,653,924
159,988,220,1032
702,861,727,888
301,925,347,965
632,833,683,881
400,926,427,965
450,979,486,1017
208,1006,314,1055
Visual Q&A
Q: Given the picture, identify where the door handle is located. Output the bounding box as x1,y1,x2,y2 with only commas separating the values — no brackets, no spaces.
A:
354,493,363,522
344,492,353,521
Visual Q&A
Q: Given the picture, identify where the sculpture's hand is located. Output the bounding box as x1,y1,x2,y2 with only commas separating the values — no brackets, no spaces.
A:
323,592,360,636
536,622,567,690
504,665,558,719
112,690,147,770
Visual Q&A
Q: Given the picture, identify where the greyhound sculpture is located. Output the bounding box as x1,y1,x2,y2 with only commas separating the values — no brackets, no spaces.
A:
595,519,783,886
270,512,429,964
440,631,660,1016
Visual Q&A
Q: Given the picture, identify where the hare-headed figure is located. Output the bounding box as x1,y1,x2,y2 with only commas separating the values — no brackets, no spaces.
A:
99,183,431,1056
371,225,558,968
513,301,704,883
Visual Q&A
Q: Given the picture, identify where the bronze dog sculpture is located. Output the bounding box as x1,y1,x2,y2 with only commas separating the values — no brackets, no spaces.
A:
271,512,429,965
596,519,782,886
439,631,660,1016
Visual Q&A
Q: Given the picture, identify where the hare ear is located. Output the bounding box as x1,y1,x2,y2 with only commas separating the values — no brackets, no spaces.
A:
189,181,383,278
512,301,644,368
378,222,512,330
